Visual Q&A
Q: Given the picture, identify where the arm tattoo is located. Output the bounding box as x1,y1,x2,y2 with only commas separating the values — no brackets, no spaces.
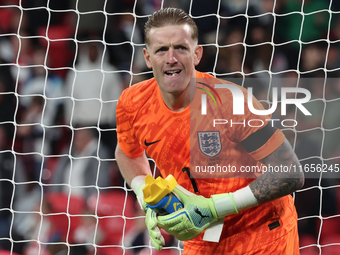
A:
249,139,304,204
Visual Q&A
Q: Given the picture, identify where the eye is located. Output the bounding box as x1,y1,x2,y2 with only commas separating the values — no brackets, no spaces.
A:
156,47,167,53
178,46,187,50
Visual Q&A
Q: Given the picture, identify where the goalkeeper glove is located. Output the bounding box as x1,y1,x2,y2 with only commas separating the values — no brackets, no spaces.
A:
131,176,165,251
157,185,239,241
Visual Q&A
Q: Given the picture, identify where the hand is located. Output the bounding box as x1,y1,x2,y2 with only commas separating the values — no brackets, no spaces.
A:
133,179,165,251
157,185,238,241
145,207,165,250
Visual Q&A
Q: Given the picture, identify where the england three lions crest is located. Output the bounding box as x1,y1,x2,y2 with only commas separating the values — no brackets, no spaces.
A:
198,131,222,157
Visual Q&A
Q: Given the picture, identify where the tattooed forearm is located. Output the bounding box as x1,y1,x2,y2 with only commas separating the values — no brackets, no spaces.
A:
249,139,304,204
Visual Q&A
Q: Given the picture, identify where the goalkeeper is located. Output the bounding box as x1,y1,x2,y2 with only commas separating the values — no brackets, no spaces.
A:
115,7,304,255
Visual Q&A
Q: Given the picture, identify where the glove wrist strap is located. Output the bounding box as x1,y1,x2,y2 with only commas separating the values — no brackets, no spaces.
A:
211,193,238,218
233,185,258,211
211,186,259,218
131,175,146,210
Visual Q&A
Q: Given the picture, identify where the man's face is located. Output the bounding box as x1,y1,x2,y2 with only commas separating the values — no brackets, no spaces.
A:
143,24,202,97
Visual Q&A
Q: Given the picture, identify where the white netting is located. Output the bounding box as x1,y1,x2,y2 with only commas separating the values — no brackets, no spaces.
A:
0,0,339,255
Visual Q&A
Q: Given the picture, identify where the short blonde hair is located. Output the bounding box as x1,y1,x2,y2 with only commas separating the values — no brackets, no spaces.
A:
144,7,199,46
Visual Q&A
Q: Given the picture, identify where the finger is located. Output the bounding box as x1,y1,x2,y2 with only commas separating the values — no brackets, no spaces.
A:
149,225,162,240
157,210,188,228
146,211,165,251
152,227,165,244
164,220,193,234
151,234,164,251
150,226,165,251
146,209,158,228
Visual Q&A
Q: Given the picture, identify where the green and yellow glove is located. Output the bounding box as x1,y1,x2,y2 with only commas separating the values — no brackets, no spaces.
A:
145,207,165,250
132,177,165,251
157,185,239,241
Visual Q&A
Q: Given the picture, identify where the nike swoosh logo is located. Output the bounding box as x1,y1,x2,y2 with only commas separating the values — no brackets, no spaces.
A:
144,139,161,146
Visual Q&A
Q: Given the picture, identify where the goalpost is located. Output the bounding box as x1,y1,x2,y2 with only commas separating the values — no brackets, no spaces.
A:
0,0,339,255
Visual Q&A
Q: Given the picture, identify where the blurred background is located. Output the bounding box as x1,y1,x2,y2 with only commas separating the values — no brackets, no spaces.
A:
0,0,340,254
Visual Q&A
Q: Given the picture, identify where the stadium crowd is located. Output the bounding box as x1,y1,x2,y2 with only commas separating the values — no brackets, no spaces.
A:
0,0,340,254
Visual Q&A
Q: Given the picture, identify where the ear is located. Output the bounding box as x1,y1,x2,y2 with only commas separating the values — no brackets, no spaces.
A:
143,48,152,69
194,45,203,66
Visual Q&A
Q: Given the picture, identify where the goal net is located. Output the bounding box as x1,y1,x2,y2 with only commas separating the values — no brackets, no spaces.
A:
0,0,339,254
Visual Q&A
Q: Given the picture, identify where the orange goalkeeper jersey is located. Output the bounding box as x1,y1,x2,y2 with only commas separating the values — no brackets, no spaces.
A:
116,71,298,254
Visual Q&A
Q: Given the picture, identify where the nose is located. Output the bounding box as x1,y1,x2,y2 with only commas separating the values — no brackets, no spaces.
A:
166,48,178,64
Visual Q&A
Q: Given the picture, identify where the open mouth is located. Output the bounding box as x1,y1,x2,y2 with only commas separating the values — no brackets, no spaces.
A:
165,70,181,76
